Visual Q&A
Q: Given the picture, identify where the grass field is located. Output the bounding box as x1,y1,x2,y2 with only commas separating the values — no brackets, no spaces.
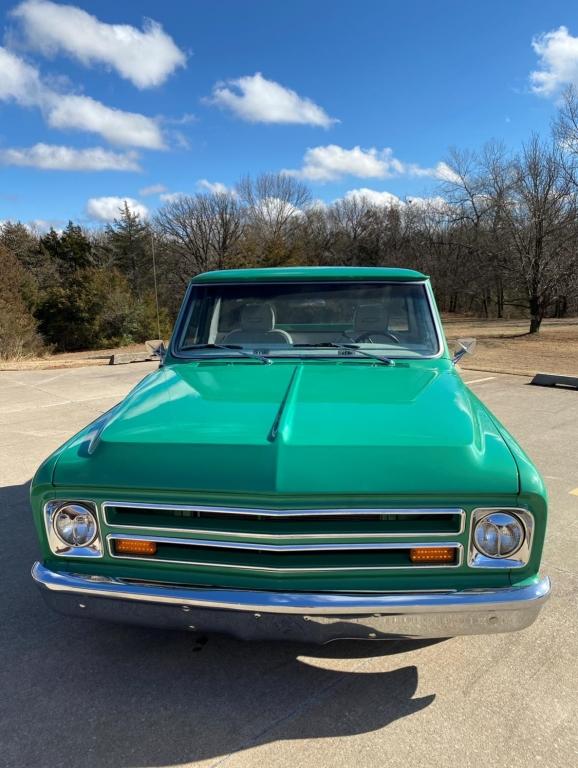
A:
444,317,578,376
2,318,578,375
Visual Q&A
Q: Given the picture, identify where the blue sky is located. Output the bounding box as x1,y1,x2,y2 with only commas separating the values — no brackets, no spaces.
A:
1,0,578,228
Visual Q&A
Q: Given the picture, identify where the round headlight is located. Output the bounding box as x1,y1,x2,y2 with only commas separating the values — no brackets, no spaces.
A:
53,504,98,547
474,512,525,558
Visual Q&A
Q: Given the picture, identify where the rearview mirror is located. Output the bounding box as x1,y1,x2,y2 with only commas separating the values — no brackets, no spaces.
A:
452,337,476,364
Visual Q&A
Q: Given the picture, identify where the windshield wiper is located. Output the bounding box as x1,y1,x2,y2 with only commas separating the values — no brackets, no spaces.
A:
293,343,394,366
180,343,272,364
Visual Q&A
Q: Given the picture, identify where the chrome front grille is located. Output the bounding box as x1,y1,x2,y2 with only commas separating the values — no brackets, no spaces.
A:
103,502,465,572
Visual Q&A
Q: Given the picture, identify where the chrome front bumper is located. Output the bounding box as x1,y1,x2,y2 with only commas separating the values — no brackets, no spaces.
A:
32,562,551,643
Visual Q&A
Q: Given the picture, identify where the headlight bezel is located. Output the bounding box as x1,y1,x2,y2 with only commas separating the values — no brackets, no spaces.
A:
44,500,103,558
469,507,534,569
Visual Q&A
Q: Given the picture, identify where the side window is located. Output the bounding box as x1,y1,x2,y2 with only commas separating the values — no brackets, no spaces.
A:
182,299,204,346
183,294,217,345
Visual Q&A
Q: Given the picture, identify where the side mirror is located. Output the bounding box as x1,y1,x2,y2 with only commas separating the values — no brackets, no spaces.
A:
452,337,476,364
145,339,167,362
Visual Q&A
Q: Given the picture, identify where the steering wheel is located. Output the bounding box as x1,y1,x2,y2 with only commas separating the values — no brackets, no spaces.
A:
354,330,400,344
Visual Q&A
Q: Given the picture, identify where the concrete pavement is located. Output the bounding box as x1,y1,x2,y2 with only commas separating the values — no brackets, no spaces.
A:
0,364,576,768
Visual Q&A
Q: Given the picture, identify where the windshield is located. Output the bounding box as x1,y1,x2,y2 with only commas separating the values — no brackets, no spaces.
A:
174,281,441,359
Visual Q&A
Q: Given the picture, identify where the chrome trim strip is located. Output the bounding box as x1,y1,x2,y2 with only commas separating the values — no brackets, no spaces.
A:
103,501,466,518
102,502,465,538
106,534,462,572
32,561,550,617
468,508,534,569
424,278,445,359
108,534,462,553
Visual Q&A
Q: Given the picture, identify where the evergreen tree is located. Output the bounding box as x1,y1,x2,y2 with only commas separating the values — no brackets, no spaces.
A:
39,222,92,279
106,202,151,295
0,221,38,273
35,223,94,350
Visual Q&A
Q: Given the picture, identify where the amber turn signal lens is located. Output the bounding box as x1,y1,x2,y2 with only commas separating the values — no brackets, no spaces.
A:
410,546,455,563
114,539,157,556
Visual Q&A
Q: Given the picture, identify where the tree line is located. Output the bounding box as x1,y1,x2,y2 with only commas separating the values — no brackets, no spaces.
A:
2,90,578,359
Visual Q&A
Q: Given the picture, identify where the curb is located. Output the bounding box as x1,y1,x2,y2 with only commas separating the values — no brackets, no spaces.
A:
458,366,535,378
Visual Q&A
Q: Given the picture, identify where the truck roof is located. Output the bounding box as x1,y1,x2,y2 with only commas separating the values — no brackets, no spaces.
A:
191,266,428,283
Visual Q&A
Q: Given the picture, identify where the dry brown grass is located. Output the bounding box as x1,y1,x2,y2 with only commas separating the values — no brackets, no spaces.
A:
2,318,577,375
445,317,578,376
0,343,145,371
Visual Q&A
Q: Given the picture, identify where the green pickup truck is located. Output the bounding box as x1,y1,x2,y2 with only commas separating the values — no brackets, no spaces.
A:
31,266,550,642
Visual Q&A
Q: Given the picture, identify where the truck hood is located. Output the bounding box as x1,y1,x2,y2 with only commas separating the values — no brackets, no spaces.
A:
53,361,519,496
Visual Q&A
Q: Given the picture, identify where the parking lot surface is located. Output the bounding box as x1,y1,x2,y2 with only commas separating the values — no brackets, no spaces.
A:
0,364,576,768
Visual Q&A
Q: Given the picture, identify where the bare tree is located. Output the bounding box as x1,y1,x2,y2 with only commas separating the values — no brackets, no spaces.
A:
486,136,578,332
553,86,578,171
237,173,310,234
298,205,338,265
0,245,44,358
155,192,244,282
326,196,377,266
236,173,310,265
436,146,506,316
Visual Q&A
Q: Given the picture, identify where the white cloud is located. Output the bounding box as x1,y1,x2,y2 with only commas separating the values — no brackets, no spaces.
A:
0,45,43,105
285,145,404,182
0,143,140,171
336,189,447,212
12,0,186,89
158,181,236,201
197,179,233,194
207,72,337,127
162,113,196,125
2,218,62,233
0,46,164,149
26,218,62,233
86,196,148,222
430,161,461,183
47,94,164,148
406,160,459,182
285,145,456,184
159,191,184,202
530,26,578,95
308,198,329,212
139,183,167,196
251,197,303,225
343,188,401,207
406,195,448,211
